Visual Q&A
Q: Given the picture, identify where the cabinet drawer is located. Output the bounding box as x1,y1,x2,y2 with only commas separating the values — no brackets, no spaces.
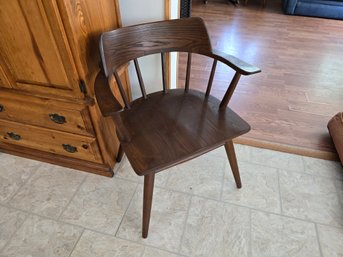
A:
0,93,94,136
0,120,102,163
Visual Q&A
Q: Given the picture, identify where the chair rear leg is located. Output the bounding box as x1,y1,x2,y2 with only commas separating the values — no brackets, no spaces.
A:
142,173,155,238
116,144,124,162
224,140,242,188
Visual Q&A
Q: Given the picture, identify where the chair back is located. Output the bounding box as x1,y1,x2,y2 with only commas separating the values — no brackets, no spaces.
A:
96,17,259,113
100,17,212,76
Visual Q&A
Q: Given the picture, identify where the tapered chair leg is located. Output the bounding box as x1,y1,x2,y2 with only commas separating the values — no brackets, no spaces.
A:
224,140,242,188
116,144,124,162
142,173,155,238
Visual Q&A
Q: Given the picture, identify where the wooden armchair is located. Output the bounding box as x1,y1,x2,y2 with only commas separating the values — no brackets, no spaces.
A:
94,17,260,238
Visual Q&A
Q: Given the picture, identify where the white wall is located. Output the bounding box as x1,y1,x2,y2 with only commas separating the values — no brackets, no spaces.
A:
119,0,179,100
169,1,179,90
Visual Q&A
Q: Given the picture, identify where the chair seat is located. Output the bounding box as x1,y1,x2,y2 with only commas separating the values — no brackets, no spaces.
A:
114,89,250,176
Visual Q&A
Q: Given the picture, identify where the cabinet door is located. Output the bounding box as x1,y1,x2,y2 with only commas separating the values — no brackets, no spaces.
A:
0,0,82,99
57,0,122,96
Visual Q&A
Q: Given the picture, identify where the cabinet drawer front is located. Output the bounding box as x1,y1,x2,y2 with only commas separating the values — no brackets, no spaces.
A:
0,95,94,136
0,120,102,163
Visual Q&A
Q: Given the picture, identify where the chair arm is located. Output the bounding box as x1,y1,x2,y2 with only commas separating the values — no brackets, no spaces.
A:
209,49,261,75
94,71,123,117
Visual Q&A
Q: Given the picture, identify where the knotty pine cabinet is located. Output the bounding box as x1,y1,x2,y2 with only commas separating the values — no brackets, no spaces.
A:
0,0,130,176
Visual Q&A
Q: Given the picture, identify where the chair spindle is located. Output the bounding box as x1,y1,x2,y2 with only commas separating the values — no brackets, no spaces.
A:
205,59,217,97
219,71,241,109
134,58,147,99
185,53,192,93
161,53,167,93
113,70,131,109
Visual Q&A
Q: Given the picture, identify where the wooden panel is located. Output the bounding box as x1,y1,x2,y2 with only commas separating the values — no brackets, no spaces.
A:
0,65,12,89
0,92,95,136
0,143,113,176
0,0,81,98
0,119,102,163
56,0,122,95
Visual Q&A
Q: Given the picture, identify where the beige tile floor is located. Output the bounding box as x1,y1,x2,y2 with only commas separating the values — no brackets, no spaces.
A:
0,144,342,257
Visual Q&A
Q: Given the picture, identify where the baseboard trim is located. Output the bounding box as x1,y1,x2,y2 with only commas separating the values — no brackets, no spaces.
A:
0,143,114,177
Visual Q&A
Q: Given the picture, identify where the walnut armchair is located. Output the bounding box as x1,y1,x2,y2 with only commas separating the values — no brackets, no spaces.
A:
94,17,261,238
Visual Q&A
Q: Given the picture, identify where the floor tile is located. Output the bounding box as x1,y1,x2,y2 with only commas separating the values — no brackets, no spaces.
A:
0,153,41,203
222,162,281,213
115,156,170,186
234,144,252,162
1,215,82,257
303,156,343,180
9,164,85,219
251,211,321,257
143,247,181,257
70,230,144,257
166,154,225,200
317,224,343,257
205,146,227,159
117,185,190,252
206,144,251,163
60,175,137,235
180,197,250,257
335,179,343,206
0,206,27,250
250,147,304,172
279,169,343,227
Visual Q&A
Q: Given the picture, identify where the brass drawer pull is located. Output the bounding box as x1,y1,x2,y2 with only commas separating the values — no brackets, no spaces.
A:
7,132,21,141
0,104,4,112
62,144,77,153
49,113,66,124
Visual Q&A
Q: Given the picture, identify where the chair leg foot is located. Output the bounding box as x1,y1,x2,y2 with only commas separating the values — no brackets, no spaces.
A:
224,141,242,188
142,173,155,238
116,144,124,162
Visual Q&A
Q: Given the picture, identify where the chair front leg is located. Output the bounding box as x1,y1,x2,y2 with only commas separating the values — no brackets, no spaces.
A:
142,173,155,238
224,140,242,188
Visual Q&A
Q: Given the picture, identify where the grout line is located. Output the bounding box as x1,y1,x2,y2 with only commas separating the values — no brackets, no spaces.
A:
249,159,342,182
109,175,343,230
333,179,343,210
249,209,253,257
219,159,226,201
1,173,343,233
248,144,252,162
315,223,324,257
113,154,127,175
114,231,187,256
0,211,30,254
300,155,306,172
177,195,193,254
57,175,88,220
140,246,146,257
276,169,284,214
114,182,139,237
163,166,174,188
5,165,39,204
68,228,85,257
142,244,190,257
0,203,92,231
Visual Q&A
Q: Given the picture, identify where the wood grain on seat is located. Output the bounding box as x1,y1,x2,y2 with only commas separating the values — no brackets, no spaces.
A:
114,89,250,176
